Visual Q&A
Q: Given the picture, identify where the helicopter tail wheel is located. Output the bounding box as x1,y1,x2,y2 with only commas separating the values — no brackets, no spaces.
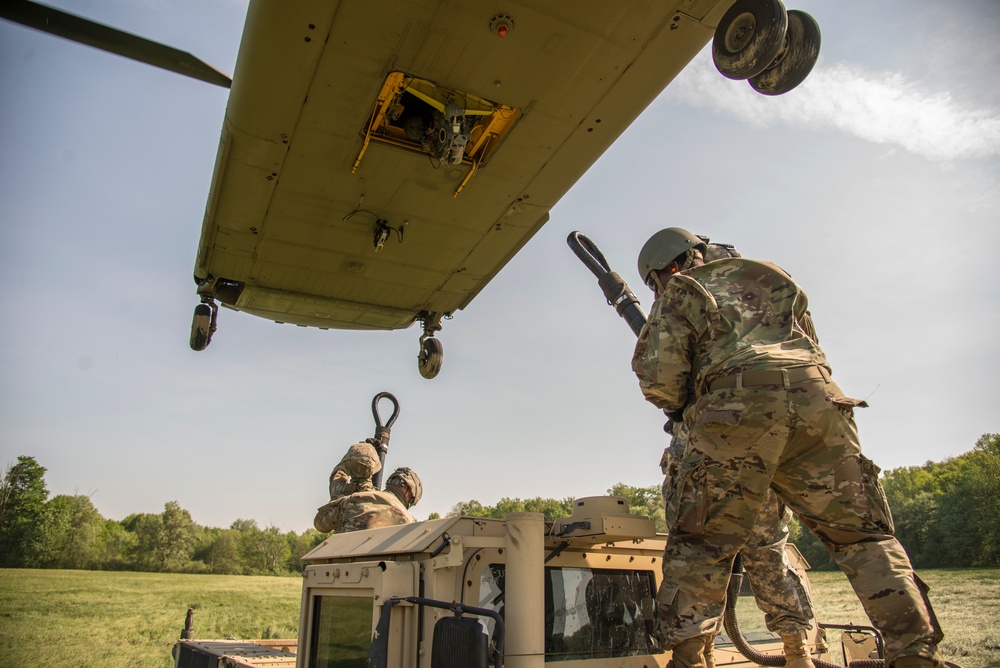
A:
712,0,788,80
748,9,821,95
418,336,443,379
189,301,217,351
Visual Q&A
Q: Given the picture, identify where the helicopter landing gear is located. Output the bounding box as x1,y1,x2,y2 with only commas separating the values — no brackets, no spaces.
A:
748,9,820,95
418,337,443,380
417,313,444,379
190,297,218,351
712,0,787,80
713,0,821,96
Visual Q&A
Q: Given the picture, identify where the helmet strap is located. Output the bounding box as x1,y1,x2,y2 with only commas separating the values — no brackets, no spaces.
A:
651,271,669,296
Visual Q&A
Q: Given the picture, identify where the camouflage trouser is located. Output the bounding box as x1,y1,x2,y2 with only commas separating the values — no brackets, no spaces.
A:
658,375,943,664
741,491,816,634
662,424,815,636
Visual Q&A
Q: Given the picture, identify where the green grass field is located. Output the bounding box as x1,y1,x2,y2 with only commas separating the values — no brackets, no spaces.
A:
1,568,997,667
0,569,301,668
733,568,1000,668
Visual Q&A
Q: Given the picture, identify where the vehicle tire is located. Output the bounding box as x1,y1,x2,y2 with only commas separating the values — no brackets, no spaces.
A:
748,9,821,95
712,0,788,80
418,337,443,379
190,303,212,351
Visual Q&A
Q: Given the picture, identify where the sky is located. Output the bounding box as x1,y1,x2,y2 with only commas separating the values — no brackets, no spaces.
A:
1,1,998,533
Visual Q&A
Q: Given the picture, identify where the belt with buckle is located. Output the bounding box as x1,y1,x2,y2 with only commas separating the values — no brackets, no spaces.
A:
708,365,827,392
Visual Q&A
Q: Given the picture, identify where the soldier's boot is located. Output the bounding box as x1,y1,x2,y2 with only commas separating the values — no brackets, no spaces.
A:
781,632,816,668
703,635,716,668
667,635,711,668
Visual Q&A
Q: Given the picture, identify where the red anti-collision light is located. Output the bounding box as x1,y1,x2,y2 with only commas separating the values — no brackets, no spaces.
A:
490,15,513,37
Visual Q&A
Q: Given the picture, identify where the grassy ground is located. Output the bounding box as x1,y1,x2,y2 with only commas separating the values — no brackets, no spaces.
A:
1,567,997,667
0,569,301,668
733,568,1000,668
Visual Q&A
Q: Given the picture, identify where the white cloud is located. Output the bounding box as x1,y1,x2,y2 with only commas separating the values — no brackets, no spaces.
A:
664,49,1000,162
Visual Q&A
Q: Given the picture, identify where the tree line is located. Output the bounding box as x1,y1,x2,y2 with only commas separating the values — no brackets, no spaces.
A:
0,457,324,574
440,433,1000,571
1,433,996,573
786,433,999,570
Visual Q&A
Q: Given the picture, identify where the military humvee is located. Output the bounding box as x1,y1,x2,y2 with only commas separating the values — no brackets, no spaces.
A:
172,496,886,668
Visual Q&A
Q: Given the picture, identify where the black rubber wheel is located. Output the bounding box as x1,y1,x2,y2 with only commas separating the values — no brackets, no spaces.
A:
190,303,212,351
712,0,788,80
748,9,821,95
418,337,443,379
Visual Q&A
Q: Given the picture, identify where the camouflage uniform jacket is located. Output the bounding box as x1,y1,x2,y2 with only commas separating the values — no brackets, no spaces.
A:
328,465,368,500
314,487,414,534
632,258,831,412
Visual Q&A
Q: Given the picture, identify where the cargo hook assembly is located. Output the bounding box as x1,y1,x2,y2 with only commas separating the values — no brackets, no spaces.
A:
368,391,400,489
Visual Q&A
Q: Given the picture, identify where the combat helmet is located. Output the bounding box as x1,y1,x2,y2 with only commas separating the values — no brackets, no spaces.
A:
637,227,706,286
342,442,381,480
386,467,422,507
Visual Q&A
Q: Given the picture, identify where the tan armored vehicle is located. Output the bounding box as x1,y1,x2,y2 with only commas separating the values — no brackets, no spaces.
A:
172,496,880,668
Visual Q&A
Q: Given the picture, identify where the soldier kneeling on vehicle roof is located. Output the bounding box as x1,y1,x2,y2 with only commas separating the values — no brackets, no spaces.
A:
313,442,422,534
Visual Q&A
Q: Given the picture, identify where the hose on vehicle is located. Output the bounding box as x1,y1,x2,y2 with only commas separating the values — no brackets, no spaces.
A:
725,555,883,668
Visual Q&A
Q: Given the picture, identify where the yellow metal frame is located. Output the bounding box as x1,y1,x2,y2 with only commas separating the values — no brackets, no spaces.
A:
353,71,521,194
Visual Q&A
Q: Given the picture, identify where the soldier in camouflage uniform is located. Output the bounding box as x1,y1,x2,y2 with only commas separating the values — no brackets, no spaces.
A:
658,242,822,668
662,419,821,668
632,228,944,668
313,442,422,533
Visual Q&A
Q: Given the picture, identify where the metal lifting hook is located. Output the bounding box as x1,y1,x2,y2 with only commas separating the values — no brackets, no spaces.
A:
369,392,400,489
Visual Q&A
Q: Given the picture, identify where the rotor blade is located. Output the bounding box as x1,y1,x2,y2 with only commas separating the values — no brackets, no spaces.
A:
0,0,232,88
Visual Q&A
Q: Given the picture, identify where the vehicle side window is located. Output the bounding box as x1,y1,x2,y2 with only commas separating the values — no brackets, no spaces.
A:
308,595,373,668
478,565,661,661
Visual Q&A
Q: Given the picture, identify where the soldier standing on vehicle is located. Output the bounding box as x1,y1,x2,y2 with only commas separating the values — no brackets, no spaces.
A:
658,241,823,668
662,419,822,668
633,228,944,668
313,443,422,533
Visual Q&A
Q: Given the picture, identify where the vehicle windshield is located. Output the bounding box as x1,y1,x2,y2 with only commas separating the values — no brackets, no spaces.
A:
479,564,661,661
